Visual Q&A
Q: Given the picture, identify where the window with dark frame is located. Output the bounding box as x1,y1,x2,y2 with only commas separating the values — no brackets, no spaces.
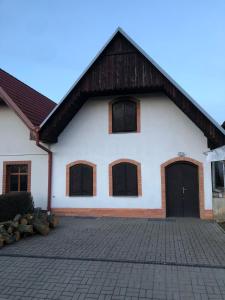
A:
212,161,225,191
112,162,138,196
6,164,29,193
69,164,93,196
112,100,137,133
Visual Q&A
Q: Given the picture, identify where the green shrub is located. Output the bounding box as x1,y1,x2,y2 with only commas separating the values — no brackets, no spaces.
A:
0,192,34,222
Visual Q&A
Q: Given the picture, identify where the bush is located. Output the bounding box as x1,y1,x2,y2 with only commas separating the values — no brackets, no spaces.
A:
0,192,34,222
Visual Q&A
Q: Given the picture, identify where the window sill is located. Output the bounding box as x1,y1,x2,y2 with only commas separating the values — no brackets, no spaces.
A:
110,131,139,134
111,195,139,197
68,195,95,197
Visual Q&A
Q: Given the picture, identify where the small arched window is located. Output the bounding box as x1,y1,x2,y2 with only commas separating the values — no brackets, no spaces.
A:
112,99,137,133
112,162,138,196
67,162,96,196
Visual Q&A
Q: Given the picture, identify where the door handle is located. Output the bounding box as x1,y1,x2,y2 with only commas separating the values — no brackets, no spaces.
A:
182,187,188,194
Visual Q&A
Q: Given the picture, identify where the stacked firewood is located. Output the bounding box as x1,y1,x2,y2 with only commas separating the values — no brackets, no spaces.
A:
0,211,59,248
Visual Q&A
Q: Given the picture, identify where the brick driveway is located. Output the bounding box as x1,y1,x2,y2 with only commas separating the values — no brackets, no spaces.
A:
1,217,225,299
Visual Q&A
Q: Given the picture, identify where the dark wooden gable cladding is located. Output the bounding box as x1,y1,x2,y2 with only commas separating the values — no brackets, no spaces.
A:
40,31,225,148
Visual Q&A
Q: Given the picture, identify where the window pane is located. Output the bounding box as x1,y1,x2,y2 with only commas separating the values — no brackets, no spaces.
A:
9,175,19,191
19,165,28,173
8,165,20,173
5,163,29,193
214,161,224,188
20,175,28,191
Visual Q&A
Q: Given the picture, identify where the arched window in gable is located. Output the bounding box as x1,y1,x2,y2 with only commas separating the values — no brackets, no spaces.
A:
110,97,140,133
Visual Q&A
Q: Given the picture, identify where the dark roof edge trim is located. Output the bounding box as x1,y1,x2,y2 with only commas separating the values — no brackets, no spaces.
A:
40,27,225,136
0,86,35,131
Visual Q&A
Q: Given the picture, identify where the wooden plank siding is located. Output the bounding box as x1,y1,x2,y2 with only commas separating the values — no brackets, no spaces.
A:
40,32,225,148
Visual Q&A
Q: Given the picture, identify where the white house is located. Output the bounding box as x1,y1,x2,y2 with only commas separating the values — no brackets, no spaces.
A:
0,68,56,209
1,28,225,219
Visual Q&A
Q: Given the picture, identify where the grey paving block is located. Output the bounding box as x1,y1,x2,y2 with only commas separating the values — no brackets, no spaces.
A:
0,218,225,299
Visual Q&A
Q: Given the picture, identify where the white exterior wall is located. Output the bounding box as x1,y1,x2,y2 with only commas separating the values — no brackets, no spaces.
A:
0,104,48,208
51,94,212,210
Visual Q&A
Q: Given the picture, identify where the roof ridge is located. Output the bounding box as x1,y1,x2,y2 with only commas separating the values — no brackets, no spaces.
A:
0,68,56,105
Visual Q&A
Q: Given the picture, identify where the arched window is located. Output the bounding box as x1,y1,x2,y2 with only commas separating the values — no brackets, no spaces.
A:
110,160,141,196
66,161,96,196
112,99,137,132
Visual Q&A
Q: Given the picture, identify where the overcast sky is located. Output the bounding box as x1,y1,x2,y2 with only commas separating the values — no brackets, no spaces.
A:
0,0,224,124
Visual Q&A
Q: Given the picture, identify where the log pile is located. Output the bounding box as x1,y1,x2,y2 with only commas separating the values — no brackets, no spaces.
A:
0,211,59,248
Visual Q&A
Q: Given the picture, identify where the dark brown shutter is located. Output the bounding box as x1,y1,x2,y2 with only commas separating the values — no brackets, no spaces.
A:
69,165,82,195
112,100,137,132
82,165,93,195
112,162,138,196
112,101,124,132
124,101,137,131
126,163,138,195
69,164,93,196
112,163,126,195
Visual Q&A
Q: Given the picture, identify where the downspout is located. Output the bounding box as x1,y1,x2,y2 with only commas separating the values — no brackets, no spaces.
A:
35,129,52,211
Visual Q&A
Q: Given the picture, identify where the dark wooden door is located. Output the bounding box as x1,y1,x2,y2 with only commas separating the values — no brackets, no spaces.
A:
166,162,199,217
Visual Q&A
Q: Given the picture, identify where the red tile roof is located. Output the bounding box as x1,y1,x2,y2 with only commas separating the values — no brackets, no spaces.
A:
0,68,56,127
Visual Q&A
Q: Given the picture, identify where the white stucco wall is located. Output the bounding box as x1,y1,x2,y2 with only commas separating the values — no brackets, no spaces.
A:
51,93,212,210
0,104,48,208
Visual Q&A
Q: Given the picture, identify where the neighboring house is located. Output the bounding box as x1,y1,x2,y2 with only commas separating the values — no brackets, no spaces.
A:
209,122,225,220
1,28,225,219
0,68,56,208
211,121,225,195
212,160,225,193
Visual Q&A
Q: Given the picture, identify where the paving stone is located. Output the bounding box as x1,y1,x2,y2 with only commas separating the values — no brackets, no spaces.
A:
0,218,225,299
0,217,225,267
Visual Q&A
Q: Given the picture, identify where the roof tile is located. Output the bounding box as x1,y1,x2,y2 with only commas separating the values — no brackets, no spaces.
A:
0,68,56,126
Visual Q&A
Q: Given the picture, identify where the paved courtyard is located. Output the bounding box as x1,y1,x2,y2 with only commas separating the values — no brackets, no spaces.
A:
1,217,225,299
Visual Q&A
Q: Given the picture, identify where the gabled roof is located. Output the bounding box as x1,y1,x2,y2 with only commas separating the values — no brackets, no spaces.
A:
40,28,225,149
0,68,56,129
